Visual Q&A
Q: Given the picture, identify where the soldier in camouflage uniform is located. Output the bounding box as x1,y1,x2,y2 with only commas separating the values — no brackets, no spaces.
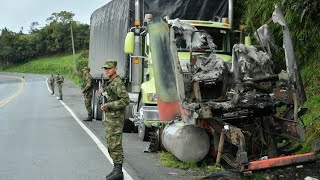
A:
49,74,55,95
56,72,64,100
100,60,129,180
81,67,93,121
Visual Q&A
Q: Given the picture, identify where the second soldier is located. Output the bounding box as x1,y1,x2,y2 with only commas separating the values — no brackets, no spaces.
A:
56,72,64,100
81,67,93,121
49,74,55,95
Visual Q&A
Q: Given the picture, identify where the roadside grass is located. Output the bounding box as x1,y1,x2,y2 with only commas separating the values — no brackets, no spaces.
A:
0,52,87,87
159,151,198,169
299,57,320,153
159,151,223,178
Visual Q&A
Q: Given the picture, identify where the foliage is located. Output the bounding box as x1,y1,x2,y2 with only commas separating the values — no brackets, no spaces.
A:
0,11,89,65
159,151,198,169
239,0,320,66
75,50,89,85
239,0,320,153
76,50,89,72
0,52,85,87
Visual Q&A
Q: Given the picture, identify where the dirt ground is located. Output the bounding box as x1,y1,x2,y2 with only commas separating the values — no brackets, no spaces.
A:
202,160,320,180
261,161,320,180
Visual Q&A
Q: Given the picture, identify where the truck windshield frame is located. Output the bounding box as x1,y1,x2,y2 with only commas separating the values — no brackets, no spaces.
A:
175,27,231,54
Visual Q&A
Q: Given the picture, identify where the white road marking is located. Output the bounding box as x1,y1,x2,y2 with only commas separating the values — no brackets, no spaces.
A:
45,76,53,94
43,75,134,180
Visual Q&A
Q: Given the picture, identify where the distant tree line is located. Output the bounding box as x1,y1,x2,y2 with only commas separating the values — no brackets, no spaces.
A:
0,11,89,65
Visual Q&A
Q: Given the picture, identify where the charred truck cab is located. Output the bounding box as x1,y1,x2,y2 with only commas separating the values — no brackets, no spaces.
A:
148,4,318,174
123,0,233,141
89,0,231,134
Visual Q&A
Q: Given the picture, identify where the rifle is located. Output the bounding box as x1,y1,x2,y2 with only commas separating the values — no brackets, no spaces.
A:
100,73,108,120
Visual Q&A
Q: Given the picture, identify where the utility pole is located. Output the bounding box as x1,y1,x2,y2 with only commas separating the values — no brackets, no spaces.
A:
70,21,76,74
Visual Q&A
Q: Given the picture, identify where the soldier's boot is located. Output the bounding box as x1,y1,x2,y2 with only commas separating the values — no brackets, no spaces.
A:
106,164,123,180
58,95,63,100
105,167,115,179
83,114,92,121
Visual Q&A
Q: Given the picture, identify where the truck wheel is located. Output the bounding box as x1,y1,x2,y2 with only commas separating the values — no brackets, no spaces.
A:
138,122,151,141
93,90,102,120
91,88,95,116
123,119,135,133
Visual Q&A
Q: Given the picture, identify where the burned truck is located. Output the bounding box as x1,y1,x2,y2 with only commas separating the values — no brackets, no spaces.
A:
148,5,318,172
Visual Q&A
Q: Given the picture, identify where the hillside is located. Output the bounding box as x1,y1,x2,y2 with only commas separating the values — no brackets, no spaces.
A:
0,52,88,87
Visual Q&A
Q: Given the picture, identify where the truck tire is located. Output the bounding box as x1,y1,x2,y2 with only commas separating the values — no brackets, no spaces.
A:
138,121,151,141
123,119,135,133
137,98,150,141
91,88,95,117
93,89,102,120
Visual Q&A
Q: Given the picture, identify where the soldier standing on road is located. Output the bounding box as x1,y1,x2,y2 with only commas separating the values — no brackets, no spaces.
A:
100,60,129,180
81,67,93,121
56,72,64,100
49,74,55,95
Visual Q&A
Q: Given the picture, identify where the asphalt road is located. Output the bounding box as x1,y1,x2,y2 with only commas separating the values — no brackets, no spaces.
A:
0,72,192,180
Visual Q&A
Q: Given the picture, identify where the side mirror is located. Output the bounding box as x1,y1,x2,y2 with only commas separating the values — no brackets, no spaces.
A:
124,32,135,54
244,36,252,46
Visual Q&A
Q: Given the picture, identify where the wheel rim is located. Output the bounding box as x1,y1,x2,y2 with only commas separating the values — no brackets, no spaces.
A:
138,123,145,140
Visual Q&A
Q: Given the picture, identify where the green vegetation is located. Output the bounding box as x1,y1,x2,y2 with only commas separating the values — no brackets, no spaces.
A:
159,152,217,171
299,57,320,153
159,151,222,178
159,151,198,169
0,11,89,66
239,0,320,153
0,51,89,87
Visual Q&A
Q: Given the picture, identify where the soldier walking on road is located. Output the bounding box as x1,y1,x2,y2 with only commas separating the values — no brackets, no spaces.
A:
56,72,64,100
100,60,129,180
49,74,55,95
81,67,93,121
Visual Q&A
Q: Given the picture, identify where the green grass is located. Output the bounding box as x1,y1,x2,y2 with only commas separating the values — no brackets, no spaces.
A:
159,151,198,169
0,53,85,87
299,56,320,153
159,151,222,171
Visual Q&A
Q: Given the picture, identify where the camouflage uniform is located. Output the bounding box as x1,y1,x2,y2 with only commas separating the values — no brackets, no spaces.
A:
102,60,130,167
56,74,64,100
82,68,93,120
103,75,129,164
49,75,55,94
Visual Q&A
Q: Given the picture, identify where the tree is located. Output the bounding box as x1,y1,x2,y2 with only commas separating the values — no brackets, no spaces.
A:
29,22,40,34
0,28,16,64
0,10,90,65
46,11,75,25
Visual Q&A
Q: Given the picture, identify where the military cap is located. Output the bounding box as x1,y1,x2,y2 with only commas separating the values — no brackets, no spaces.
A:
102,60,117,69
82,67,90,71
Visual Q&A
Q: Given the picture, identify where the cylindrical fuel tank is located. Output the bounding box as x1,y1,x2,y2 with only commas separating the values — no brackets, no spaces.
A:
162,121,210,162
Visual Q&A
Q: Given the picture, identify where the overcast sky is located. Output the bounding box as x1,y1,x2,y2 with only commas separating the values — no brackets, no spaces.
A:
0,0,110,33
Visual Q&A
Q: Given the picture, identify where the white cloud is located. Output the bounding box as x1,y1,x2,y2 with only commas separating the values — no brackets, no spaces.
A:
0,0,107,33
